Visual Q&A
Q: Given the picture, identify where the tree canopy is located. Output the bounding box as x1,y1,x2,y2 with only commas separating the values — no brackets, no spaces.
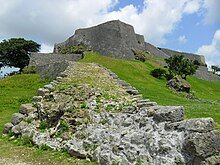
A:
211,65,220,74
0,38,40,70
165,55,198,79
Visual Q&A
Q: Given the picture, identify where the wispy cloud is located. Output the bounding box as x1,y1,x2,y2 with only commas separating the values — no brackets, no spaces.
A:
197,29,220,66
178,35,187,44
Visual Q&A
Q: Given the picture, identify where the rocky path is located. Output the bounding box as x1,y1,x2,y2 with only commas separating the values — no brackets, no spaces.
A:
3,62,220,165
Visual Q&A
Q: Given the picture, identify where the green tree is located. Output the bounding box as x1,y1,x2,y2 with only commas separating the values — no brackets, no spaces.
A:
211,65,220,74
0,38,40,70
165,55,198,79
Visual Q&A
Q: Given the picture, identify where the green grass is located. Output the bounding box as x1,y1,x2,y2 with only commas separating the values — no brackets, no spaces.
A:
81,52,220,129
0,74,96,164
0,74,48,133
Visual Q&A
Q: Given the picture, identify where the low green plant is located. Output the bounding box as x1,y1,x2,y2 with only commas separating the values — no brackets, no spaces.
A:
24,117,33,124
39,144,51,151
132,49,147,62
19,135,34,147
60,45,88,54
135,158,143,165
80,102,88,109
59,120,69,132
39,120,48,130
150,68,166,79
22,66,36,74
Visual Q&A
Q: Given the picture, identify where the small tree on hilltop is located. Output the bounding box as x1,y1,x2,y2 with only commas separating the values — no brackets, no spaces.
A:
211,65,220,74
0,38,40,70
165,55,198,80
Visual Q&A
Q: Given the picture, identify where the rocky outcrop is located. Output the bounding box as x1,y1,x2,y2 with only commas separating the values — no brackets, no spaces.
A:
167,76,191,93
3,62,220,164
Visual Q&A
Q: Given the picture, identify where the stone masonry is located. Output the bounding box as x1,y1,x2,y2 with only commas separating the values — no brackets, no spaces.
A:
54,20,205,65
3,61,220,165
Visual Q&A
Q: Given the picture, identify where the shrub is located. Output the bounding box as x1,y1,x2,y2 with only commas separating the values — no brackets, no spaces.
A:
60,45,88,54
165,55,198,79
132,49,148,62
150,68,166,79
165,73,174,81
39,120,48,130
20,135,34,147
22,66,36,74
193,60,200,66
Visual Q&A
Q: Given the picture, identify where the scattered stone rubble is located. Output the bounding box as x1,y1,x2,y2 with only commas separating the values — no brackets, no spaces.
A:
3,62,220,165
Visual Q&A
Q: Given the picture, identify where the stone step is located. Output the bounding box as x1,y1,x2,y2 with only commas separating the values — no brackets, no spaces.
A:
38,88,50,96
117,80,130,87
137,99,150,104
126,89,139,95
153,106,184,122
137,102,157,108
19,103,37,115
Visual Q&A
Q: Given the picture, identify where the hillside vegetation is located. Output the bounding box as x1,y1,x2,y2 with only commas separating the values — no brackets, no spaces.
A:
81,52,220,129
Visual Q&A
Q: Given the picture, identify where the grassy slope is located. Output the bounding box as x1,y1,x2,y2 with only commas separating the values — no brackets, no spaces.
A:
81,52,220,129
0,74,96,164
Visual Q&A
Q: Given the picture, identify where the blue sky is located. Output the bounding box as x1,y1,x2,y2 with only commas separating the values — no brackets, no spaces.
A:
0,0,220,65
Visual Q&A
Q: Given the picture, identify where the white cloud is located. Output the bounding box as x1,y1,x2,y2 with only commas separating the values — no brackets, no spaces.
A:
203,0,220,24
178,35,188,44
197,29,220,66
40,44,54,53
102,0,202,45
0,0,209,52
183,0,202,14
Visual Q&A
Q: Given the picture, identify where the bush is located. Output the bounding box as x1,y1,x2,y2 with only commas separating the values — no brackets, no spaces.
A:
132,49,149,62
22,66,36,74
39,120,48,130
150,68,166,79
165,73,174,81
60,45,88,54
193,60,200,66
165,55,198,79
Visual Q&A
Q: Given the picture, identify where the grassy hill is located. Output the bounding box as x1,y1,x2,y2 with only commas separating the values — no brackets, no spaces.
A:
81,52,220,129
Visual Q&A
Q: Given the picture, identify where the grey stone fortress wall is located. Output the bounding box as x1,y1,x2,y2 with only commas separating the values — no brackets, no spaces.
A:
159,48,206,66
54,20,206,66
29,52,82,79
54,20,147,59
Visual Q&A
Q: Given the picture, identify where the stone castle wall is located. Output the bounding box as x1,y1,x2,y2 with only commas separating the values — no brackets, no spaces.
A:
55,20,148,59
29,52,82,79
159,48,206,66
54,20,206,66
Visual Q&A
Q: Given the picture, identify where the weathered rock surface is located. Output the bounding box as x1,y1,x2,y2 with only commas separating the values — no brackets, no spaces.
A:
3,123,13,134
3,62,220,164
19,104,37,115
54,20,146,59
28,53,83,79
54,20,205,66
11,113,24,125
167,76,191,93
